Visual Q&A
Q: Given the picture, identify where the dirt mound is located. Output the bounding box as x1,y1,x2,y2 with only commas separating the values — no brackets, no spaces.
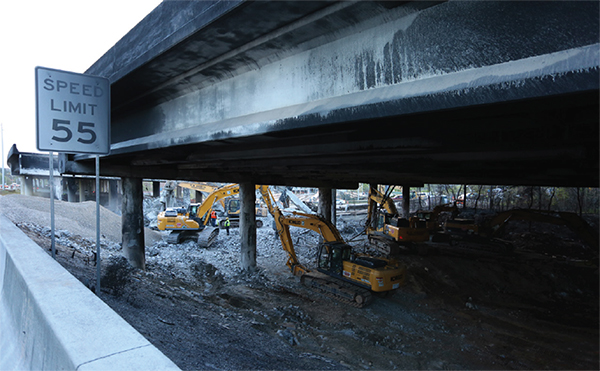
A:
0,194,162,246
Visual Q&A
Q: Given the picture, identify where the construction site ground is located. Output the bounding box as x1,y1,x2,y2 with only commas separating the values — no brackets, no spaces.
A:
1,194,598,370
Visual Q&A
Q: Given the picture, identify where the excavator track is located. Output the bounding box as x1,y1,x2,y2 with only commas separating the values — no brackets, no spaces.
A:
166,231,183,244
300,272,373,308
166,227,219,247
368,234,401,255
197,227,219,248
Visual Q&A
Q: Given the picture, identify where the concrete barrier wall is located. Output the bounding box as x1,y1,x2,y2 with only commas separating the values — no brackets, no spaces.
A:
0,214,180,370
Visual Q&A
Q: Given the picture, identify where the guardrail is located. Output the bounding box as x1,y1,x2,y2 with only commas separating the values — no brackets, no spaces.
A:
0,214,180,370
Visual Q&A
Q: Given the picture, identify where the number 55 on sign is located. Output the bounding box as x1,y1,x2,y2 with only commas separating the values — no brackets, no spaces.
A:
36,66,110,155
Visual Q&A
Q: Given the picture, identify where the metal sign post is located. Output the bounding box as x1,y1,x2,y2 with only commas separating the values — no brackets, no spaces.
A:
49,152,55,259
96,155,101,293
36,66,110,295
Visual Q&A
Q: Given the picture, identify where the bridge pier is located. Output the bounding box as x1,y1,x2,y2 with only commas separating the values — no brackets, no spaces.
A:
20,176,33,196
239,183,257,272
78,179,84,202
369,184,378,229
402,186,410,218
318,187,333,222
65,177,78,202
331,189,337,226
152,181,160,198
108,179,120,213
194,190,203,204
122,177,145,269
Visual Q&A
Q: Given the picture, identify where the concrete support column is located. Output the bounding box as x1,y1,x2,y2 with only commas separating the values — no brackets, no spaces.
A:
318,187,332,221
21,176,33,196
66,177,78,202
108,179,120,213
239,183,257,271
402,185,411,218
122,177,145,269
331,189,337,226
152,181,160,198
369,184,378,228
279,189,289,208
182,188,190,206
78,179,85,202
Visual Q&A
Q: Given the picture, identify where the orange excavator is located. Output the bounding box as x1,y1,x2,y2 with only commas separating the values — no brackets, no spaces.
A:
415,203,459,233
157,183,244,246
258,186,406,307
365,186,429,255
157,183,240,246
157,183,271,246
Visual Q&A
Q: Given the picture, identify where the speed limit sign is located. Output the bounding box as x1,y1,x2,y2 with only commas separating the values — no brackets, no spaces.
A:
35,66,110,154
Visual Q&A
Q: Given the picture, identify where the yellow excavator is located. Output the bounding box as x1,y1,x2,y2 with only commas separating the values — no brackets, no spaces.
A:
219,198,268,228
157,183,268,245
365,186,429,255
415,203,459,233
177,182,219,194
258,186,406,307
157,183,243,246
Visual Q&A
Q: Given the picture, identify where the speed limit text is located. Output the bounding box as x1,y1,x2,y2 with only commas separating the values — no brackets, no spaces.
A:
43,78,103,116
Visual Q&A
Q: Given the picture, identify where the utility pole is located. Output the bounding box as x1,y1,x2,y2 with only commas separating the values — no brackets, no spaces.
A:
1,123,5,190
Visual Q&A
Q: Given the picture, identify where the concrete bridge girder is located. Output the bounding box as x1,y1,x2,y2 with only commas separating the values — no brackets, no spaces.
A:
59,0,599,189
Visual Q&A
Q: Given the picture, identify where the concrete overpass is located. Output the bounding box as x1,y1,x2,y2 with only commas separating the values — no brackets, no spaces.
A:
7,145,122,212
52,0,599,272
59,0,599,189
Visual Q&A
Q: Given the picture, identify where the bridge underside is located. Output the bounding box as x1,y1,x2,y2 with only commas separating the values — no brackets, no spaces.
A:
62,0,599,188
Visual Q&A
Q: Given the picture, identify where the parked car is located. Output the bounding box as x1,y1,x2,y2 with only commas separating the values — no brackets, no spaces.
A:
336,199,348,211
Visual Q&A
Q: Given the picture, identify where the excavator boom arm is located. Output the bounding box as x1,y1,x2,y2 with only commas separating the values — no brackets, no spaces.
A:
366,186,399,230
368,186,399,215
258,186,345,275
194,183,241,222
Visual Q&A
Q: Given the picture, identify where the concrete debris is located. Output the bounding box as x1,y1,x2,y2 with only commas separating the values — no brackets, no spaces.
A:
277,328,299,346
1,193,597,371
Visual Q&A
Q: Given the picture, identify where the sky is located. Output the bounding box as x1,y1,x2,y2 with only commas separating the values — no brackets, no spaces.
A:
0,0,163,157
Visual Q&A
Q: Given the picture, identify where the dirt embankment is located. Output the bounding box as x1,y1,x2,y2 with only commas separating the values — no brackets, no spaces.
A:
1,194,598,370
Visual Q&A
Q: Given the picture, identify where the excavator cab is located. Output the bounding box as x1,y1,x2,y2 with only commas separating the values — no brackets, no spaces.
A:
185,203,205,227
187,204,200,218
227,199,241,215
377,212,410,230
317,242,353,276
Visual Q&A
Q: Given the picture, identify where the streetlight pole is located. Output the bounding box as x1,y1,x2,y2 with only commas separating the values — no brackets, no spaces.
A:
1,123,5,190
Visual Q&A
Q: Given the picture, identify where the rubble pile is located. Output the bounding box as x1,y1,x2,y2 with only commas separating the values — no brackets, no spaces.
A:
16,222,122,259
143,197,163,228
144,216,362,284
1,194,368,288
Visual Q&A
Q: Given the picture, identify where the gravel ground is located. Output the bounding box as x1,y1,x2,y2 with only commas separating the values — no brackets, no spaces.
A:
1,193,598,370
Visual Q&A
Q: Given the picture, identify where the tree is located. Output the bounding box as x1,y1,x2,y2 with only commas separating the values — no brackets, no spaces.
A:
473,184,483,209
547,187,556,210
